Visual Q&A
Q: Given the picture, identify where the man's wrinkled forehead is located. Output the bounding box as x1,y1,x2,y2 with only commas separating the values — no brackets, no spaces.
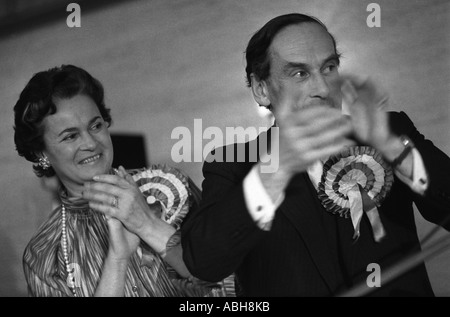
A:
268,22,337,67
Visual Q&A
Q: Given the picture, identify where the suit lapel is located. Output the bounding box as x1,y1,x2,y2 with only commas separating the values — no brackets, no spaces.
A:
279,173,341,293
249,128,342,293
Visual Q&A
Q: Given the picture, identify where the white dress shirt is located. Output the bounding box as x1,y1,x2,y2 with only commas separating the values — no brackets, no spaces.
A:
243,148,428,230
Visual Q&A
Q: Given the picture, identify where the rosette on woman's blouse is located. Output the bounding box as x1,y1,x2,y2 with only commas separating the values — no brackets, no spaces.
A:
317,146,394,242
131,164,190,229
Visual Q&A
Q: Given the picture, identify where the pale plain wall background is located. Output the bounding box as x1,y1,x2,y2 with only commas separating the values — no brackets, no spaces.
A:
0,0,449,296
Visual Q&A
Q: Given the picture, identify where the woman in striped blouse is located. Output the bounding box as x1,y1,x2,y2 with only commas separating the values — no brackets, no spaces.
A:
13,65,234,297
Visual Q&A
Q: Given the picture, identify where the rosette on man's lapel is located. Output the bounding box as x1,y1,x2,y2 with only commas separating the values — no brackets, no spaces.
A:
317,146,394,242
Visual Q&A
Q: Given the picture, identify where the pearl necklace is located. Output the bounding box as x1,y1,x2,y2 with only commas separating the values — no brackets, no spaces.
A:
61,203,78,297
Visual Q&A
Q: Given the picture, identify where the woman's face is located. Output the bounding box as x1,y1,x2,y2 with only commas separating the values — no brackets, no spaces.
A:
42,94,113,196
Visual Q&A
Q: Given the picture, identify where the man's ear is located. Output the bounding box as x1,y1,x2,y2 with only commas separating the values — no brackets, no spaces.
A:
250,74,271,108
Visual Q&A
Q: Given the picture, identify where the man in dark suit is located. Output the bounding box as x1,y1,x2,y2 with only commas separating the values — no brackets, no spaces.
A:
181,13,450,296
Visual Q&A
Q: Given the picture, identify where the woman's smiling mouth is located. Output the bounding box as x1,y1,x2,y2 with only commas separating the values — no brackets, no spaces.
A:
79,154,101,165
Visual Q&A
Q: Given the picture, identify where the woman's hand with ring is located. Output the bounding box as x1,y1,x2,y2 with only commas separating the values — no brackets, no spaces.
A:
82,167,142,260
82,166,175,253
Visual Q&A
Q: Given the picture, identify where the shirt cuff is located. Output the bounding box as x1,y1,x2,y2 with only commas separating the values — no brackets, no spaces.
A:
394,148,428,195
243,165,284,231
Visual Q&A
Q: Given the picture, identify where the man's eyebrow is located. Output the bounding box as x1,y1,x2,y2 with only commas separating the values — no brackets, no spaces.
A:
283,53,341,73
322,53,341,66
283,62,309,73
57,116,102,137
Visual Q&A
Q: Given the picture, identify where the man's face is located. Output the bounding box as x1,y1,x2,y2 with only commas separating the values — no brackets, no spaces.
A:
264,23,342,116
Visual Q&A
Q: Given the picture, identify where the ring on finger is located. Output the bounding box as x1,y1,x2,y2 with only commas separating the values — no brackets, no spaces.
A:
112,196,119,208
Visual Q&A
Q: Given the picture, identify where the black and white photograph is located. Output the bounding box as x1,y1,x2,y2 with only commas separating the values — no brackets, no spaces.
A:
0,0,449,301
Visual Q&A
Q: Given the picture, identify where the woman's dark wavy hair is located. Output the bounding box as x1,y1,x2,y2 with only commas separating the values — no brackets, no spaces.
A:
245,13,340,88
13,65,112,177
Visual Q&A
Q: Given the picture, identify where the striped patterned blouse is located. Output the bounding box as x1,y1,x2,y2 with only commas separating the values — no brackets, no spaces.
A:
23,165,235,297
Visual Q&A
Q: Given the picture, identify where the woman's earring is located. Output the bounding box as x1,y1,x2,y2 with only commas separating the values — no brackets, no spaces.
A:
38,156,51,170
